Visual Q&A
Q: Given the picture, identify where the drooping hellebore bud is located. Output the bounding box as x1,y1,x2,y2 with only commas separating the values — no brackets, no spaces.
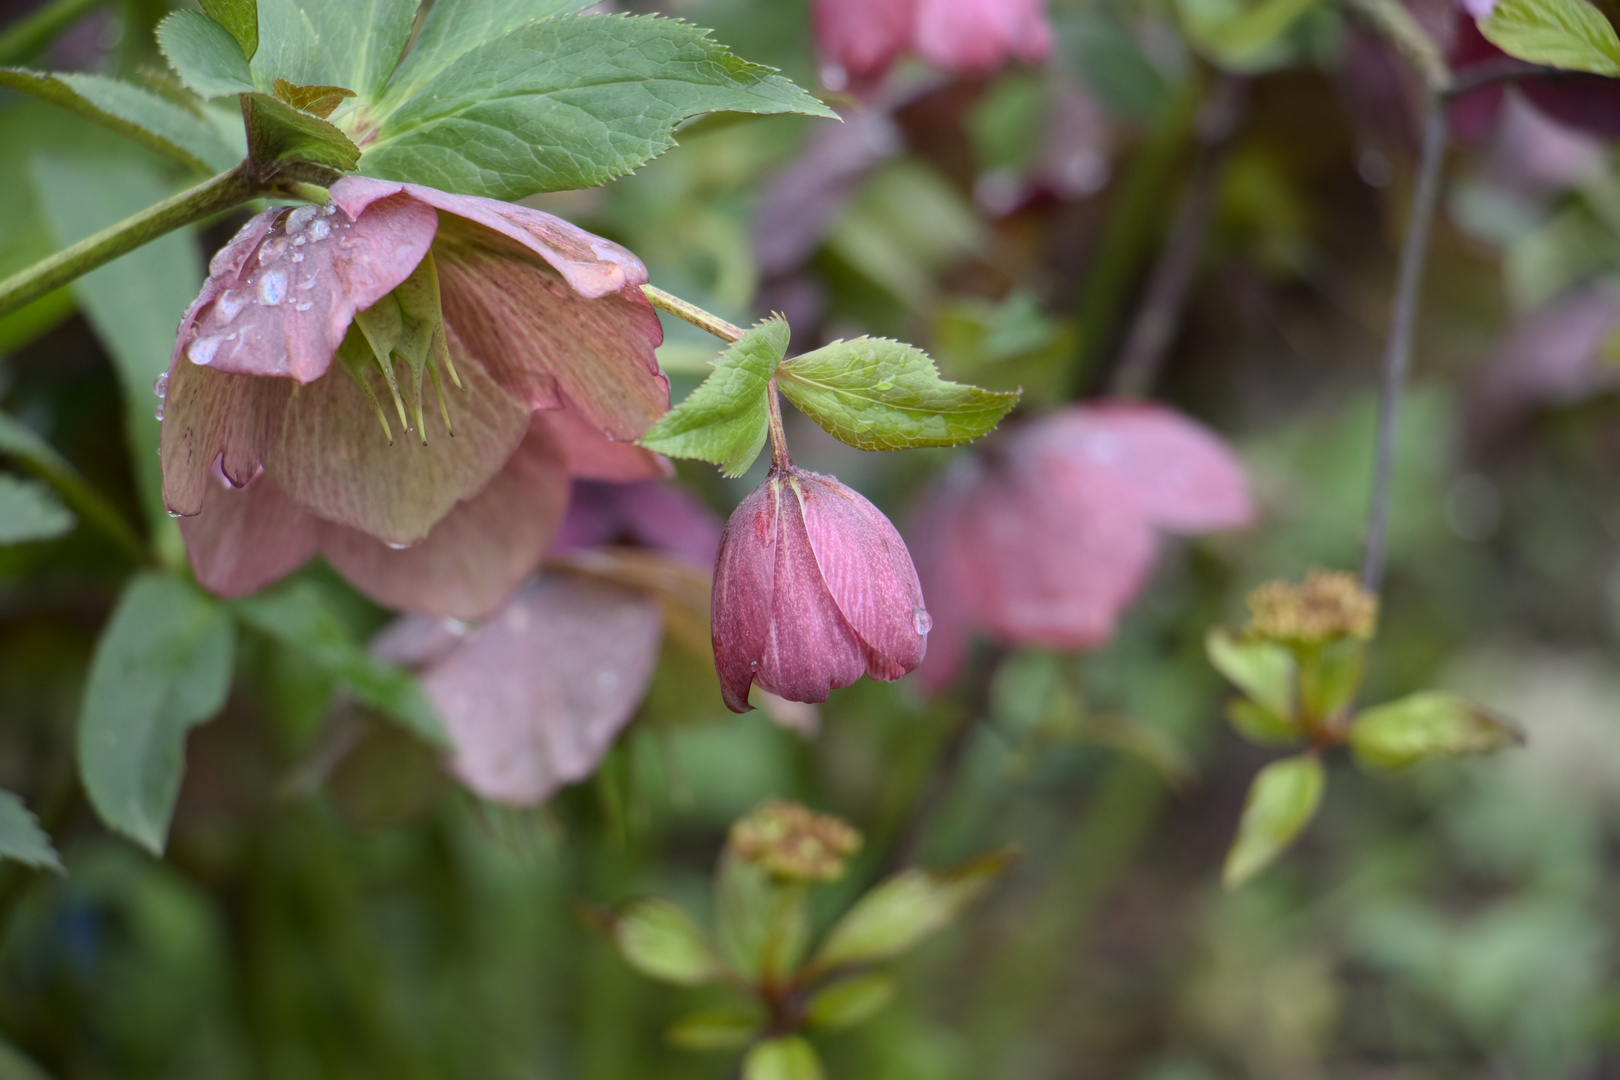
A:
712,464,929,712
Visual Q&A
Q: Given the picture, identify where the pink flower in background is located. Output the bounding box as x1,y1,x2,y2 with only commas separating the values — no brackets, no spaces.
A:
911,403,1254,688
1450,15,1620,141
160,175,669,617
712,464,929,712
551,479,723,567
1469,283,1620,440
815,0,1051,89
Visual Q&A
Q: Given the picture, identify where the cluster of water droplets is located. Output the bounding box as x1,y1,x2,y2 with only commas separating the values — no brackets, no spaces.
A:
185,203,346,368
152,371,168,422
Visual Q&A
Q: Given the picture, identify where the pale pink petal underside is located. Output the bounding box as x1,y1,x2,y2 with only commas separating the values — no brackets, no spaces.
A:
178,463,318,598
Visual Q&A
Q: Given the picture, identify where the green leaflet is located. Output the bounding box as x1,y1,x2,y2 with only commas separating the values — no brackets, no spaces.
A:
611,899,726,986
1222,753,1324,887
1349,691,1523,771
360,15,836,200
775,337,1019,451
78,575,236,855
743,1037,824,1080
0,68,238,173
377,0,597,109
251,0,419,102
231,582,448,747
0,789,63,873
241,91,361,174
200,0,260,62
639,317,790,478
157,10,257,98
1480,0,1620,75
0,474,74,544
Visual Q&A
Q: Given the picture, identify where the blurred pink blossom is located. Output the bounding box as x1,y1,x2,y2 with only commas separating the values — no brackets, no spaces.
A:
815,0,1051,90
712,464,929,712
162,175,668,617
910,402,1254,688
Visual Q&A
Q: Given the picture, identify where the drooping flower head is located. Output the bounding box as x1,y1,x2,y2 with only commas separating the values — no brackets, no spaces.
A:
160,175,669,617
911,402,1254,687
712,463,929,712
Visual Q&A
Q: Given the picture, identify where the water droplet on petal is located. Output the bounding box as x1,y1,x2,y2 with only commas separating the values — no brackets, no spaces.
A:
153,402,165,421
152,372,168,398
166,510,182,519
294,301,312,312
913,608,932,635
308,218,331,241
290,252,304,263
187,335,222,365
385,539,412,550
292,235,306,247
259,269,288,306
286,204,318,233
320,204,337,216
299,274,317,290
215,288,248,321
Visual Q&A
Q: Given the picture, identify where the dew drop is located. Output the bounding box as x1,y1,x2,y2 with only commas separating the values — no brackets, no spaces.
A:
215,288,249,321
290,252,304,263
294,301,312,312
913,608,933,635
259,269,288,306
152,372,169,398
153,402,165,421
300,274,317,290
292,235,307,247
320,203,337,216
257,237,286,265
187,335,222,365
166,510,182,519
749,660,759,670
308,218,331,241
385,539,412,550
286,204,319,233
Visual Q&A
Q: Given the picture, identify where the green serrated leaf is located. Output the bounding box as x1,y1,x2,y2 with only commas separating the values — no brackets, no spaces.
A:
775,337,1019,452
1348,691,1524,771
232,583,447,747
200,0,259,61
157,10,258,99
242,90,360,175
665,1009,760,1051
639,317,788,477
0,474,73,544
79,575,236,855
1205,627,1295,718
809,850,1014,973
251,0,419,103
0,789,63,873
1480,0,1620,75
804,972,895,1030
379,0,596,108
0,68,238,173
743,1037,824,1080
1223,753,1324,888
360,14,836,200
612,898,725,986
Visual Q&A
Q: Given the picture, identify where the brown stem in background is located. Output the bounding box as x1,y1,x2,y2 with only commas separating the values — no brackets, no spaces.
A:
1110,75,1249,399
1361,98,1448,593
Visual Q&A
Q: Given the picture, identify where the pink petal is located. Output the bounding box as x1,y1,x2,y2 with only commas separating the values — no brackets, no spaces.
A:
371,615,468,668
175,195,438,384
711,479,780,713
913,0,1052,73
159,356,287,515
551,480,722,567
757,476,869,705
537,406,671,481
422,575,663,805
795,470,927,680
265,342,531,544
178,462,319,598
814,0,917,85
1472,283,1620,432
318,418,570,618
1021,403,1254,534
907,461,982,690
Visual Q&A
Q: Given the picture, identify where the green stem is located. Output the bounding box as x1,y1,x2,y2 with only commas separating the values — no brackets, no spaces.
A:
640,284,744,343
0,165,257,321
765,378,791,471
0,0,102,65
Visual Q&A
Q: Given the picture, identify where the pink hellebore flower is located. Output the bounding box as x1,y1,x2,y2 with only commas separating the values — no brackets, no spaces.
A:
159,175,669,619
711,464,930,713
910,403,1254,688
814,0,1051,90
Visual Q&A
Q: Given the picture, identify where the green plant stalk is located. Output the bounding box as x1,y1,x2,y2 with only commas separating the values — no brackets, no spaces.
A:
0,166,258,321
0,0,102,65
641,284,744,343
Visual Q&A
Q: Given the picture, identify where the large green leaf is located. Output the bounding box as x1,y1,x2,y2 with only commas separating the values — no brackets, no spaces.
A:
0,474,73,544
200,0,260,61
378,0,595,108
241,91,361,174
251,0,419,101
639,316,788,478
232,582,447,746
1349,691,1523,770
1222,753,1324,887
0,68,238,173
79,575,236,855
157,10,257,98
808,851,1013,972
0,788,63,872
33,149,205,533
775,338,1019,451
1480,0,1620,75
360,15,836,199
